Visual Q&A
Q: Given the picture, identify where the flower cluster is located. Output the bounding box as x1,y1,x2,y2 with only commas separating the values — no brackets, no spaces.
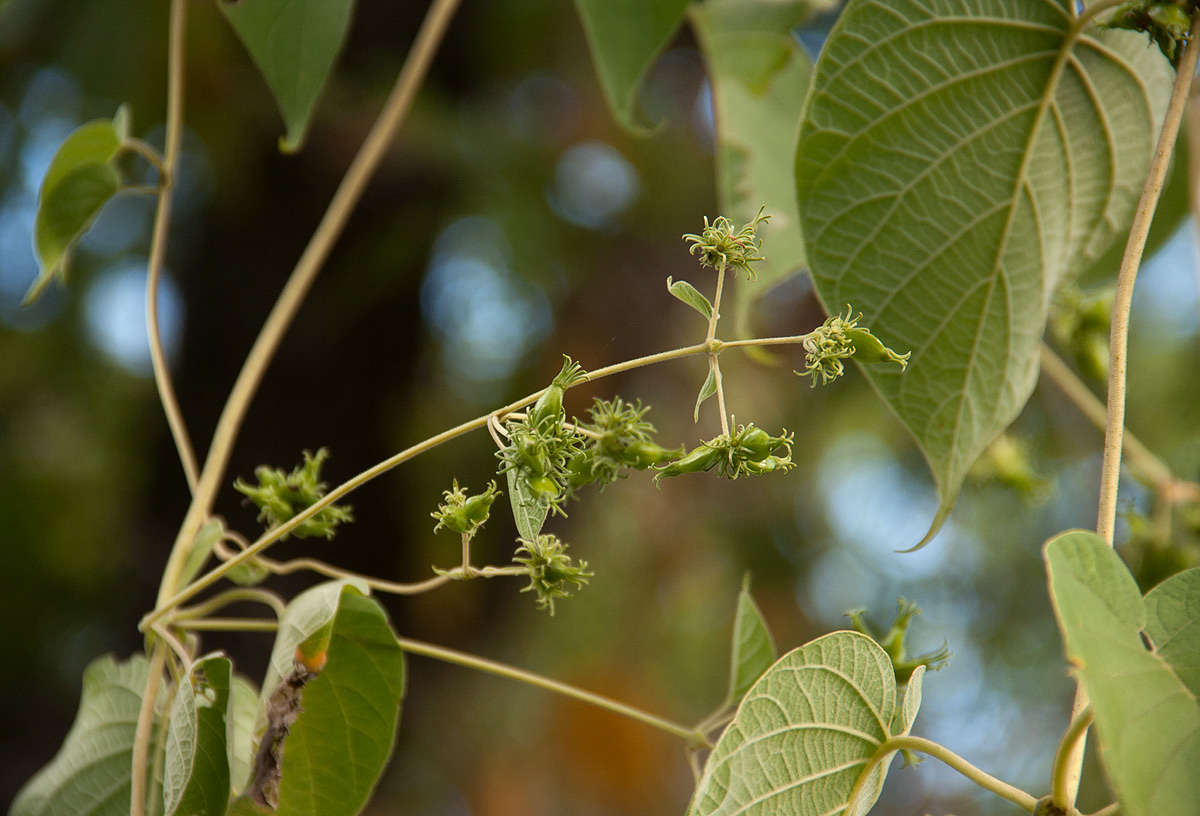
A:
846,597,950,685
513,534,593,615
682,205,771,280
567,397,682,492
234,448,353,540
654,422,794,483
797,305,910,387
431,479,499,537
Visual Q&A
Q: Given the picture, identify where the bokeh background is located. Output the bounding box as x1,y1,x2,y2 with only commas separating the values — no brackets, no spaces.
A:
3,1,1200,813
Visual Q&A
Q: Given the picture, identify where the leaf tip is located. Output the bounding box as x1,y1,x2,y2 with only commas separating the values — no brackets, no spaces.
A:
897,503,952,553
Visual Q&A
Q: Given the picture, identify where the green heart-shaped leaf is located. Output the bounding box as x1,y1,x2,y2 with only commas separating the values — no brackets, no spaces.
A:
164,653,233,816
689,631,923,816
797,2,1173,545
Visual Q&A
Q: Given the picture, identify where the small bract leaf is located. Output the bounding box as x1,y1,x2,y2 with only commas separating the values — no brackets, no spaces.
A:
727,575,776,703
180,518,223,589
219,0,354,153
689,631,920,816
797,2,1173,545
693,367,717,424
1144,567,1200,698
506,467,551,541
272,587,406,816
1045,530,1200,816
666,276,714,320
26,114,127,304
12,655,155,816
164,653,232,816
573,0,690,133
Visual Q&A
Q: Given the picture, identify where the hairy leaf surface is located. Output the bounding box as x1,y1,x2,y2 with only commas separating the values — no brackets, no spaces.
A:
164,654,232,816
689,631,922,816
796,1,1172,543
1144,567,1200,698
219,0,354,152
574,0,690,133
1045,531,1200,816
12,655,152,816
506,468,550,541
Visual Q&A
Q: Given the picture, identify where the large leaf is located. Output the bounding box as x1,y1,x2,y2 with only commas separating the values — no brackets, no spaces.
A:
796,2,1173,544
270,587,406,816
219,0,355,153
691,0,818,335
164,654,232,816
1045,530,1200,816
12,655,152,816
689,631,923,816
506,468,550,541
574,0,691,133
256,577,369,731
26,115,125,304
1144,567,1200,698
725,576,776,703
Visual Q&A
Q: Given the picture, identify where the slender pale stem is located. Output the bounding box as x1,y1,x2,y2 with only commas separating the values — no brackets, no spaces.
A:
1188,95,1200,336
130,645,166,816
155,0,464,612
1096,18,1200,542
706,265,731,435
146,0,198,493
175,618,279,632
143,333,831,628
1052,707,1094,810
173,586,287,621
848,735,1037,814
122,138,168,178
1038,344,1187,493
396,635,710,748
1073,16,1200,807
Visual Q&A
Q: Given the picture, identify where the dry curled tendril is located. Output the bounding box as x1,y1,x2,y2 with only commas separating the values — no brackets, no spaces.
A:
797,305,911,387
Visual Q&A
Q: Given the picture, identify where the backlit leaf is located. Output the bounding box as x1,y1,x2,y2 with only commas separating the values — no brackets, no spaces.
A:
12,655,153,816
689,631,922,816
1045,530,1200,816
693,366,717,423
797,1,1172,546
219,0,354,153
691,0,820,335
1144,567,1200,698
726,575,776,703
574,0,690,133
506,467,551,541
667,276,714,320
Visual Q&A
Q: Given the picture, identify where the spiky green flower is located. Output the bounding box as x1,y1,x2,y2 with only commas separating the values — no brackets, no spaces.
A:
846,597,950,684
234,448,353,540
654,422,794,483
431,479,500,536
513,534,592,615
682,205,771,280
797,305,910,387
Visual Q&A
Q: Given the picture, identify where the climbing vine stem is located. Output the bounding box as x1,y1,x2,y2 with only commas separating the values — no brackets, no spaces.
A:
396,636,710,748
1073,11,1200,808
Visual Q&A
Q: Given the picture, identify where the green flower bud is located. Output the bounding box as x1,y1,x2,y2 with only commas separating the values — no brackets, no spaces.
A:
432,480,500,536
846,598,950,684
845,327,910,370
653,443,723,483
513,534,593,615
528,356,587,429
234,448,353,540
619,440,682,469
